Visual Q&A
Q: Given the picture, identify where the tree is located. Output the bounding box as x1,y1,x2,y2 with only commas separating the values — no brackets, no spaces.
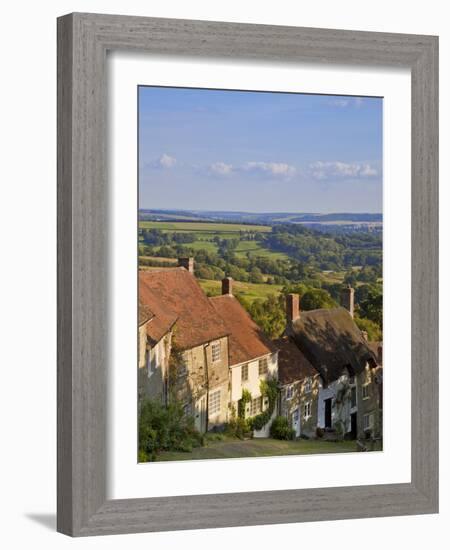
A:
354,316,382,341
358,287,383,327
300,288,337,311
249,266,264,284
247,294,285,338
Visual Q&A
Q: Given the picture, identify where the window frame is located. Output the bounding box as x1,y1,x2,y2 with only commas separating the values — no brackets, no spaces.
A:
303,401,312,419
258,357,269,376
209,389,221,416
211,341,221,363
250,396,262,416
362,383,370,400
241,363,249,382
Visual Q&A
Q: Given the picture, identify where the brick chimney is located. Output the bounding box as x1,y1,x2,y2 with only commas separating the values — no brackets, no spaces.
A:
222,277,233,296
340,285,355,318
178,257,194,275
286,293,300,324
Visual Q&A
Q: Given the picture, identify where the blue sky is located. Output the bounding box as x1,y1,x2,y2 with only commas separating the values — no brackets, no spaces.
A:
139,86,382,213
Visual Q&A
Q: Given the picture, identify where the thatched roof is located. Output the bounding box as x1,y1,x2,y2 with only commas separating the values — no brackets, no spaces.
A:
288,307,377,384
274,336,316,385
368,341,383,366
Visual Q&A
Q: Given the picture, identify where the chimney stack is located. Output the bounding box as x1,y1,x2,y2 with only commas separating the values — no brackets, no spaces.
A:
178,257,194,275
222,277,233,296
340,285,354,318
286,293,300,324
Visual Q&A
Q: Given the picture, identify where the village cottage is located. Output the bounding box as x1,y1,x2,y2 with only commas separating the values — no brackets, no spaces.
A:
282,288,383,442
210,278,278,437
139,257,381,443
139,259,230,432
138,260,280,436
358,341,383,440
275,333,320,438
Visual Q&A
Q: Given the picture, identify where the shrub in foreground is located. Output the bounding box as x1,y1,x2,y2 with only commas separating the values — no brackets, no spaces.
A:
139,399,203,461
270,416,295,440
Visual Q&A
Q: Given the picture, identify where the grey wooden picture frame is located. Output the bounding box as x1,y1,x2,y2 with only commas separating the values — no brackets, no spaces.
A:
57,12,439,537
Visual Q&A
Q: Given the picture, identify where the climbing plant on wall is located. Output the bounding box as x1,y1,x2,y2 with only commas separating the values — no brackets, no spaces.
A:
248,378,279,431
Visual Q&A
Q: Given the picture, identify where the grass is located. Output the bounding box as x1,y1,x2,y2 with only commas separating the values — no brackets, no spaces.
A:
234,240,290,261
156,437,358,461
199,279,282,303
186,240,219,253
139,256,177,264
139,221,272,233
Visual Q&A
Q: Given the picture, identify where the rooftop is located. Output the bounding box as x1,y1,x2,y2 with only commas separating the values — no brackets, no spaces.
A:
139,268,229,349
274,335,317,385
210,294,276,366
288,307,378,384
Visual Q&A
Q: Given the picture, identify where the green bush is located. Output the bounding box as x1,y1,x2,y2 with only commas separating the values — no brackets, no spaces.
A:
270,416,295,440
248,378,279,432
138,399,203,461
225,416,252,440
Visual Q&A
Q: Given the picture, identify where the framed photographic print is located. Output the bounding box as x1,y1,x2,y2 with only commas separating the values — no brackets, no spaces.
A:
57,13,438,536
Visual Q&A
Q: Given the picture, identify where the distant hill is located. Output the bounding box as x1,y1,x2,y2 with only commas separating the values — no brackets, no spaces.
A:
139,209,382,224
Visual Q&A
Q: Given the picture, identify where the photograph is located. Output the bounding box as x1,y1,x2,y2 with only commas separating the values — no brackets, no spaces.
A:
137,86,383,462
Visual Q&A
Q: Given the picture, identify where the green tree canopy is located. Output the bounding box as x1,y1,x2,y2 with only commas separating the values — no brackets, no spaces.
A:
300,288,337,311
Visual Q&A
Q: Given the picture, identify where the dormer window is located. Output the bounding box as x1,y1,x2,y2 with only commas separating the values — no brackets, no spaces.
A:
304,378,312,393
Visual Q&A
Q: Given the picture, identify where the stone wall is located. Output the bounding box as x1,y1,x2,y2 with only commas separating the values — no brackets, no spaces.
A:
357,364,383,440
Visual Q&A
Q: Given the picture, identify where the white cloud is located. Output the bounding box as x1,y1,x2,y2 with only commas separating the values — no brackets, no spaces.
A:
327,97,364,108
310,161,378,180
244,161,296,178
210,162,233,176
328,98,351,108
154,153,177,169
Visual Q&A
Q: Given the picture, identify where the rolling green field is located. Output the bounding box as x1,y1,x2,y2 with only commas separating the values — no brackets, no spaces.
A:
139,221,272,233
198,279,282,303
156,437,358,461
138,220,353,294
139,220,289,261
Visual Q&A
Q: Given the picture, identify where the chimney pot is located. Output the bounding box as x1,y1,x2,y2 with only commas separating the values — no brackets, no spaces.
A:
178,257,194,275
286,293,300,324
222,277,233,296
340,285,355,318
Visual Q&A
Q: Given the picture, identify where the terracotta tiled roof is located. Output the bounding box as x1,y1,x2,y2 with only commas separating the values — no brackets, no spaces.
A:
210,294,276,366
288,307,377,384
274,336,317,385
139,302,154,326
139,268,229,349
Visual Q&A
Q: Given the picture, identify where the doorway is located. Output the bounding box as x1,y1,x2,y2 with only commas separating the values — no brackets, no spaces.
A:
292,408,301,437
195,395,207,433
350,412,357,439
324,398,332,428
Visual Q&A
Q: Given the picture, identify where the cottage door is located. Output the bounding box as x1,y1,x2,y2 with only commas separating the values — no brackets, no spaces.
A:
324,398,332,429
292,408,301,437
195,396,207,433
350,412,357,439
